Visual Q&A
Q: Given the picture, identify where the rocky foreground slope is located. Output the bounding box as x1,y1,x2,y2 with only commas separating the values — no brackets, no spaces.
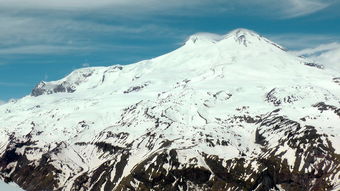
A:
0,29,339,191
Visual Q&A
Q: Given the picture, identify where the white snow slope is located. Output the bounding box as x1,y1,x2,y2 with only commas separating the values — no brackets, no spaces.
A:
0,29,339,191
0,180,24,191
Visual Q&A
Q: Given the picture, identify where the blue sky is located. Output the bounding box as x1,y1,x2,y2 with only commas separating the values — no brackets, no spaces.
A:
0,0,340,102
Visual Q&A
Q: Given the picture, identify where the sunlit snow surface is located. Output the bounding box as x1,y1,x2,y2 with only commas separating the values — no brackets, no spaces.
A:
0,180,24,191
0,29,339,190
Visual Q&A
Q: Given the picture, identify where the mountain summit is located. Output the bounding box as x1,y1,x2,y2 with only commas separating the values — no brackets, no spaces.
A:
0,29,339,191
185,28,283,49
31,29,328,98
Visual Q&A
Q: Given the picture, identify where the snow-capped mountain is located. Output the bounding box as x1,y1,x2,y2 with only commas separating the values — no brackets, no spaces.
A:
0,28,339,191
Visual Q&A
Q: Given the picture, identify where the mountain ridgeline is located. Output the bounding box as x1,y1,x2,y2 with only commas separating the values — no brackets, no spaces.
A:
0,29,339,191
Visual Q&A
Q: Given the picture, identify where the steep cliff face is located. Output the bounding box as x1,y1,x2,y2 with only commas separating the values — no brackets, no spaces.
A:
0,29,339,191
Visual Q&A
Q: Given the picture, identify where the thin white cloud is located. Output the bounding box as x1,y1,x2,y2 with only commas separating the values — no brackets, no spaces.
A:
0,100,5,105
235,0,333,18
268,34,340,50
0,1,337,56
282,0,330,18
0,15,169,46
0,45,91,55
267,33,340,72
0,13,181,55
82,63,90,67
311,48,340,72
0,82,30,87
0,0,207,13
0,0,135,10
0,0,334,18
0,45,88,55
292,42,340,72
0,43,166,55
292,42,340,55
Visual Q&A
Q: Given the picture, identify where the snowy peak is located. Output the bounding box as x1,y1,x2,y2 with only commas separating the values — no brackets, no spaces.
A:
223,28,285,50
185,32,224,45
228,28,258,36
225,28,263,46
29,28,326,98
184,28,260,46
30,67,108,97
185,28,285,50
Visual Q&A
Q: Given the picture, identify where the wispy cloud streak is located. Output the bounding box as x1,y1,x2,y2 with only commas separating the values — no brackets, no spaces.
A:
0,0,337,55
0,82,30,87
292,42,340,72
268,34,340,49
282,0,330,18
0,0,335,18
